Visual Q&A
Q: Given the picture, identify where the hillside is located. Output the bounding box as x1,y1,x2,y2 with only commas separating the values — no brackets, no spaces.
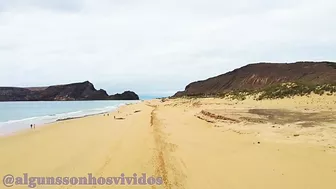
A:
0,81,139,101
173,61,336,97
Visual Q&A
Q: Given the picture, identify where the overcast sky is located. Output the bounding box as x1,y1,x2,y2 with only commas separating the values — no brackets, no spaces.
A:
0,0,335,97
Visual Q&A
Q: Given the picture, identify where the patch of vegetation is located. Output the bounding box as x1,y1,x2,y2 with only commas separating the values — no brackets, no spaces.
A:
257,82,336,100
172,82,336,101
326,62,336,69
221,90,255,101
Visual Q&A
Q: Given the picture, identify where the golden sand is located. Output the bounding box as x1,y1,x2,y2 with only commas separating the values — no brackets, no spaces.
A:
1,95,336,189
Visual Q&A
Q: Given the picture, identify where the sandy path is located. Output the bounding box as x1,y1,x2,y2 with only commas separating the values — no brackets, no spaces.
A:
1,100,336,189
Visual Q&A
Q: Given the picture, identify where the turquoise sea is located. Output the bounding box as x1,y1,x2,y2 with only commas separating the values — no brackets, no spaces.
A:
0,100,139,136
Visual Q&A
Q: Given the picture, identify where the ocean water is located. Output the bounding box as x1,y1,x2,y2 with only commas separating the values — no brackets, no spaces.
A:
0,100,138,136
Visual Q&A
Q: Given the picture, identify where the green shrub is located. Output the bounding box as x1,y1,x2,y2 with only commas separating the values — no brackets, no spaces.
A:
173,82,336,100
257,82,336,100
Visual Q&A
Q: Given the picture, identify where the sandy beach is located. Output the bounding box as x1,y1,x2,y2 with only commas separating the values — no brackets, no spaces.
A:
1,95,336,189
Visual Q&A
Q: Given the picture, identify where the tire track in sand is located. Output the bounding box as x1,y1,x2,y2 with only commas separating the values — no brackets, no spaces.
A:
150,105,186,189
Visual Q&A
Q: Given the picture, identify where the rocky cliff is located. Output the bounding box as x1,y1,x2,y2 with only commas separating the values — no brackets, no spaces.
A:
173,61,336,97
108,91,140,100
0,81,139,101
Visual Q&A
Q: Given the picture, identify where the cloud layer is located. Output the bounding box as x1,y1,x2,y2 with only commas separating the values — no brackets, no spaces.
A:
1,0,335,97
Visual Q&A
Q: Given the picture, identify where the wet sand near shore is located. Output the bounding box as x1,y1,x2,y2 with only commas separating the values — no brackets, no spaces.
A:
0,94,336,189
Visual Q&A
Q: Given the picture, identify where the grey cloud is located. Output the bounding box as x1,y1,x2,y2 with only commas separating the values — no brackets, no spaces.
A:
0,0,335,97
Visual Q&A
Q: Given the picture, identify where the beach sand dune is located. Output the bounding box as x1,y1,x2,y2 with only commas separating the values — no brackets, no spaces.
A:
1,95,336,188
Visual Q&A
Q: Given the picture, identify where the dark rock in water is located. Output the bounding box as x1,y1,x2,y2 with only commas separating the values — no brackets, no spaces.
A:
0,81,139,101
56,117,79,122
173,61,336,97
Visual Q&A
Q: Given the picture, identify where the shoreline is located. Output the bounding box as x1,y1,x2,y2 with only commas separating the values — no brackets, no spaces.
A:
0,102,132,137
55,112,107,122
0,105,130,139
0,111,114,138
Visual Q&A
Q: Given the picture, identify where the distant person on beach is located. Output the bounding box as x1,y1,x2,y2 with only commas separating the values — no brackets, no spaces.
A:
34,124,36,129
30,124,33,129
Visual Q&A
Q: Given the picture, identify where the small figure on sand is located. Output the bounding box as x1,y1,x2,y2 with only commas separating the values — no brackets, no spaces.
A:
34,124,36,129
30,124,33,129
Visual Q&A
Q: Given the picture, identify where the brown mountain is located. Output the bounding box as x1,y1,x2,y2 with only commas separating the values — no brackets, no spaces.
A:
173,61,336,97
0,81,139,101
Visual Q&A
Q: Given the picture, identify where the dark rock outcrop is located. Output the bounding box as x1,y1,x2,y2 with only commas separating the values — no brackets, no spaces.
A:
173,61,336,97
108,91,139,100
0,81,139,101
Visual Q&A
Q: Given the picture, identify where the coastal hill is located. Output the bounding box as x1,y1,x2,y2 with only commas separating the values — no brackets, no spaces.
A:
173,61,336,97
0,81,139,101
